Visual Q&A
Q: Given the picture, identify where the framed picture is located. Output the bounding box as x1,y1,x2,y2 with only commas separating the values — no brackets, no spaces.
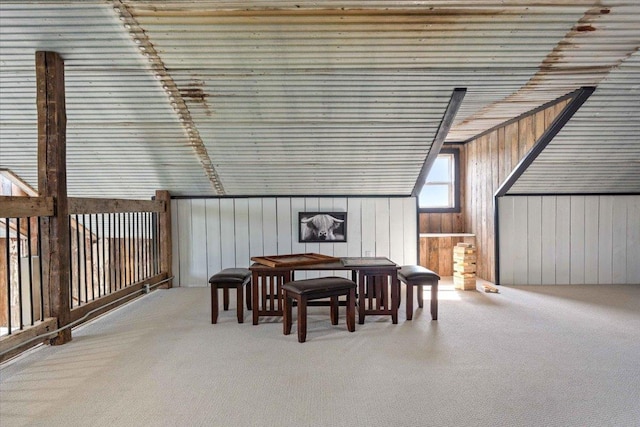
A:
298,212,347,243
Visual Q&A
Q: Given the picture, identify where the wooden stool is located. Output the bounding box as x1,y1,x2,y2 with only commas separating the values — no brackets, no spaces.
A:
397,265,440,320
209,268,252,324
282,277,356,343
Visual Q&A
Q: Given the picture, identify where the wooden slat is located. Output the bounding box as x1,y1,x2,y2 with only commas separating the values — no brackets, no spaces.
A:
0,317,58,363
68,197,165,214
0,196,54,218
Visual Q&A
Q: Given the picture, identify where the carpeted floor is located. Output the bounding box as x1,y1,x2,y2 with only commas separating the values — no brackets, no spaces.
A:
1,281,639,427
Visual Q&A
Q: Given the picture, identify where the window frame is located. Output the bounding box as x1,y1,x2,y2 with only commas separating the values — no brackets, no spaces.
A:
418,148,461,214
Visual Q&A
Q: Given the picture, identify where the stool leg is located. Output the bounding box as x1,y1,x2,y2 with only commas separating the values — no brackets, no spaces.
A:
431,282,438,320
223,288,230,311
330,296,339,325
417,285,424,308
252,276,259,325
283,292,292,335
391,276,399,325
211,285,219,324
346,288,356,332
236,284,244,323
297,296,307,343
406,282,414,321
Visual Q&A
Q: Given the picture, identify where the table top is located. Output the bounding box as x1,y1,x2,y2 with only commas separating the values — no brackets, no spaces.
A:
250,256,398,271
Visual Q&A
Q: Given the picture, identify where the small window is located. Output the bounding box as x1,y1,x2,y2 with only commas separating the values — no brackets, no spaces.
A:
418,149,460,213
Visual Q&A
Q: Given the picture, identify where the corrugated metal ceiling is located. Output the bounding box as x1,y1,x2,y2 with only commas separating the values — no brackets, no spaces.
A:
0,1,639,198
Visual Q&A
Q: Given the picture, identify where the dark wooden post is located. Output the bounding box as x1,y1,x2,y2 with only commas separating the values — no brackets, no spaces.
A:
155,190,173,288
36,51,72,344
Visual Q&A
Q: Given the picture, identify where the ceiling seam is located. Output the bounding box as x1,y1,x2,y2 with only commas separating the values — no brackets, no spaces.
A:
111,0,225,195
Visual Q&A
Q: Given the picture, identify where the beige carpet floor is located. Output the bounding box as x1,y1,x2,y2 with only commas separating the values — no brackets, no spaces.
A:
1,281,639,427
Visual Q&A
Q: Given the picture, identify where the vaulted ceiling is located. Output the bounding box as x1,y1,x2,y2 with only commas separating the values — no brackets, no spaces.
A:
1,1,639,199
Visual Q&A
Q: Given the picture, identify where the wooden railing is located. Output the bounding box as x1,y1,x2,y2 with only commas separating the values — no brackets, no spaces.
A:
0,191,172,362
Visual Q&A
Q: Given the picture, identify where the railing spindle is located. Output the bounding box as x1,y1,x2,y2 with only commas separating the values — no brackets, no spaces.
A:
5,218,12,334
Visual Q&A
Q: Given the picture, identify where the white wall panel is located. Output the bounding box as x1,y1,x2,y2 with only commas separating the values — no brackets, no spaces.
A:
403,198,418,265
219,199,236,270
499,195,640,285
513,197,529,285
612,200,628,284
499,197,515,285
598,196,614,284
346,198,363,258
176,200,192,286
389,198,405,264
374,198,390,259
627,197,640,283
172,196,417,286
190,200,208,285
584,197,600,283
361,198,376,257
262,198,278,257
569,196,585,284
171,199,180,286
290,198,307,255
527,196,542,285
555,196,571,284
276,198,292,256
205,199,221,279
540,197,556,284
234,199,250,268
248,198,263,263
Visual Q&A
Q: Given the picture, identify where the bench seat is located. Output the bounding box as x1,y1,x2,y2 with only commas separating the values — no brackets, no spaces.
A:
397,265,440,320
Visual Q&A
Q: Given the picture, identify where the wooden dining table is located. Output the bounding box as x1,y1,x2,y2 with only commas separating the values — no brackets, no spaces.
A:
249,255,400,325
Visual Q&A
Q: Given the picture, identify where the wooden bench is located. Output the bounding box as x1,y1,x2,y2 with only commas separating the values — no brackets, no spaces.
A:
397,265,440,320
209,268,252,324
282,277,356,343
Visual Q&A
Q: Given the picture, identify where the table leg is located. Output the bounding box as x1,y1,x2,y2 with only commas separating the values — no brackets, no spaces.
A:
252,272,259,325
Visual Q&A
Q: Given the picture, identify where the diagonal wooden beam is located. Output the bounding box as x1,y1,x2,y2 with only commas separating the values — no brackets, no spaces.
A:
411,88,467,197
494,86,596,198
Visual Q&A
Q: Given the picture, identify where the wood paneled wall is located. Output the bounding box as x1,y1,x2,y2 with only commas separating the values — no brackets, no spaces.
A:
171,196,417,286
499,195,640,285
420,234,475,276
464,100,568,282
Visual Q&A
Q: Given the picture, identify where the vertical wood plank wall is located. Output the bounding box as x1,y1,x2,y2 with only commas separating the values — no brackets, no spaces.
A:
499,195,640,285
463,100,569,282
419,234,475,276
172,197,417,286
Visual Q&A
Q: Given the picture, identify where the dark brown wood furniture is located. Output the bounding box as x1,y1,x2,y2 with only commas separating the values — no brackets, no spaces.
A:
397,265,440,320
282,277,356,343
209,268,252,324
249,256,400,325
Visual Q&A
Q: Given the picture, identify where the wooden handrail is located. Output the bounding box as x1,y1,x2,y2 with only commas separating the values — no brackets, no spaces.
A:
0,196,55,218
68,197,165,214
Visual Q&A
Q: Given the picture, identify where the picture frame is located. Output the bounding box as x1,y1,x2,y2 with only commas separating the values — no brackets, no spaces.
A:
298,212,347,243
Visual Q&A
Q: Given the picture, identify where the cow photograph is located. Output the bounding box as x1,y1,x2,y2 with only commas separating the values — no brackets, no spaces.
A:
298,212,347,243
